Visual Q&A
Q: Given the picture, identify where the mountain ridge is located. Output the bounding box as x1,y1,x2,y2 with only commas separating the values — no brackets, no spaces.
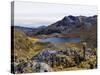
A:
34,15,97,35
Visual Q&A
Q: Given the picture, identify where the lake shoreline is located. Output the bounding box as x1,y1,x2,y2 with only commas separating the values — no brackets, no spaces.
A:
33,33,81,39
39,37,81,43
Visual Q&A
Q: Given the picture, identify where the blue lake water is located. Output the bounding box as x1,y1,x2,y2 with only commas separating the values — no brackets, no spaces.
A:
40,37,80,43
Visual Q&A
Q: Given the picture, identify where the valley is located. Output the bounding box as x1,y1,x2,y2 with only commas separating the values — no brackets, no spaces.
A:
11,15,97,73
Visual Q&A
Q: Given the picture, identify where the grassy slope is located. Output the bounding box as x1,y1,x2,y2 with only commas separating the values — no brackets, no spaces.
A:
13,27,97,73
13,29,50,61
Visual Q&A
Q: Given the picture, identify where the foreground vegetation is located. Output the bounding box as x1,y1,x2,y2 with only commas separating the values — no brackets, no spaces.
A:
11,29,97,74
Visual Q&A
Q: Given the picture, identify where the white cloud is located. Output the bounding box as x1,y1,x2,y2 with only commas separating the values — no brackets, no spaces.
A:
14,1,97,27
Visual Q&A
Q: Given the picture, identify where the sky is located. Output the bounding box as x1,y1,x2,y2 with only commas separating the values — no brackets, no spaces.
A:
14,1,97,28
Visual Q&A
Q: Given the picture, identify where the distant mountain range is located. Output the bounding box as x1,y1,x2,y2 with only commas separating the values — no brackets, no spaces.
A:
14,15,97,35
34,15,97,35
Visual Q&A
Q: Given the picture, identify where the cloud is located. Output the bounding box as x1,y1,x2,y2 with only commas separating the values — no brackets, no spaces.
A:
14,1,97,27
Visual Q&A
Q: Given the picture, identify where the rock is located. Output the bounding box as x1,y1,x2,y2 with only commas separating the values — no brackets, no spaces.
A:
32,62,53,72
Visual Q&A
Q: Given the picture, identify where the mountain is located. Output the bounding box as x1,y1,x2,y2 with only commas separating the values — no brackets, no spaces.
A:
34,15,97,48
35,15,97,35
13,15,97,47
13,15,97,36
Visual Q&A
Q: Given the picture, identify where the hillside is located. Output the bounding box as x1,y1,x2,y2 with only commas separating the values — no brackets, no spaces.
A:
35,15,97,48
35,15,97,35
